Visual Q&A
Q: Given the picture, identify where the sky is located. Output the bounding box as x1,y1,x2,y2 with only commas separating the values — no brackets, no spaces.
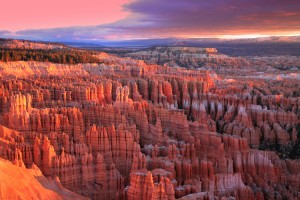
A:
0,0,300,42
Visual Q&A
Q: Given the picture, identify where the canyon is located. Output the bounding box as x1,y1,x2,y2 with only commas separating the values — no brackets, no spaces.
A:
0,43,299,200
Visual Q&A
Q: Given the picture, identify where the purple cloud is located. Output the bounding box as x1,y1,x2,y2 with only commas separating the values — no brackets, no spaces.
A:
123,0,300,34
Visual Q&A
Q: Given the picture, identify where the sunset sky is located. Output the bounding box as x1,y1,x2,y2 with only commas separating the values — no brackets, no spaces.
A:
1,0,300,41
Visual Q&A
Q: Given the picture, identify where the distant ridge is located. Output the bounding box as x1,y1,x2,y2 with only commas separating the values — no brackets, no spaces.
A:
2,36,300,56
0,38,71,50
62,36,300,48
1,36,300,49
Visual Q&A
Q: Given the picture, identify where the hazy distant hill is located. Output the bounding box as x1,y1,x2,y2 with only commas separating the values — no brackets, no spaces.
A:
3,36,299,56
66,36,300,48
62,36,300,56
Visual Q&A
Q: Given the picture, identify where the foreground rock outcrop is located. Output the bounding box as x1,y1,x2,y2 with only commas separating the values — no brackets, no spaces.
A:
0,158,88,200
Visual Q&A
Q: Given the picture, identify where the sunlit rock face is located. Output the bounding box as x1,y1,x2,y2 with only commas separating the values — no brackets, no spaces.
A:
0,53,299,200
0,158,89,200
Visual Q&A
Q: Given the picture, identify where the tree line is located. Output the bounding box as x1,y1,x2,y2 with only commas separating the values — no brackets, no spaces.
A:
0,48,101,64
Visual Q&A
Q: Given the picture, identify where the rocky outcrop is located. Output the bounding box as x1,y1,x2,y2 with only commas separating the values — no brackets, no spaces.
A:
126,170,175,200
0,158,88,200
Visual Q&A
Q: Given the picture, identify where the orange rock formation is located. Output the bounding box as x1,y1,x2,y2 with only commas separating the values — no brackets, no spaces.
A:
0,58,299,200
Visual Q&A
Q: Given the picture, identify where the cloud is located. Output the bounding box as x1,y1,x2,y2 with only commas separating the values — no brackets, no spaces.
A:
122,0,300,35
1,0,300,41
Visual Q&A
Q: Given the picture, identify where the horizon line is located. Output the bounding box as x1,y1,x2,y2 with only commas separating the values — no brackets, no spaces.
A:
1,34,300,44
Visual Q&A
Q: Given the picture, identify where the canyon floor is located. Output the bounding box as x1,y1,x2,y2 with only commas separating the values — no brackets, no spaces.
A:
0,41,299,200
